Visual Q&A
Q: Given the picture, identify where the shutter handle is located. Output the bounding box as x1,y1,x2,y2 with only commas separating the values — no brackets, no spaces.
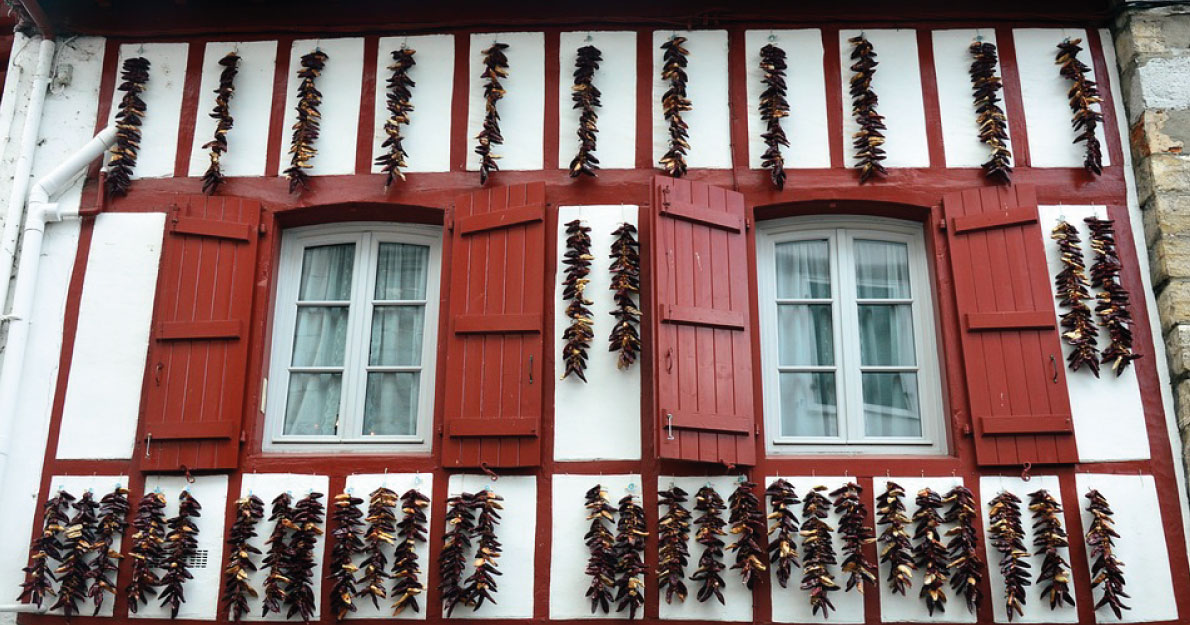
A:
665,348,673,373
1050,354,1059,383
154,362,164,386
665,412,674,440
528,355,534,385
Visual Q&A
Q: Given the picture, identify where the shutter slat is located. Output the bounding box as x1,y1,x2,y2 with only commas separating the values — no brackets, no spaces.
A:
980,416,1073,435
966,311,1055,331
171,215,254,240
662,409,753,434
660,304,746,330
447,418,539,437
951,207,1038,233
157,320,244,340
659,196,745,232
458,205,546,234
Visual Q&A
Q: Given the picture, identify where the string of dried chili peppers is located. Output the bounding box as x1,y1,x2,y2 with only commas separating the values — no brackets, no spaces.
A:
438,492,476,616
569,45,602,177
832,482,877,593
727,480,767,589
476,43,509,185
358,487,398,607
876,481,915,595
988,491,1031,621
561,219,594,382
49,491,98,617
283,492,325,623
1084,489,1129,619
87,486,129,616
1052,220,1101,375
758,42,790,190
463,489,504,610
260,493,292,617
765,479,800,589
942,485,984,613
1086,216,1141,375
800,486,839,618
849,35,887,184
158,490,202,618
1029,489,1074,610
613,492,647,619
912,488,948,616
968,40,1012,183
691,485,727,604
1056,38,1104,175
126,491,167,614
284,49,328,194
376,47,416,188
201,52,240,195
391,488,430,615
608,222,642,369
105,56,150,198
584,484,617,614
657,486,690,604
659,36,691,178
223,494,264,622
18,490,72,608
328,492,364,621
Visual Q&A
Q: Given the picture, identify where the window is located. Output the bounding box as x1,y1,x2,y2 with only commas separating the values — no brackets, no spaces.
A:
757,216,944,454
264,223,441,451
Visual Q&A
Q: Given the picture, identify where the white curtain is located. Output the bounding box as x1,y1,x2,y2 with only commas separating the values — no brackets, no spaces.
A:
775,240,837,437
363,243,429,436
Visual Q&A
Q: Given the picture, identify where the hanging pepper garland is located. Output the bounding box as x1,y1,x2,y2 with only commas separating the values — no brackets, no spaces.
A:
613,492,647,619
462,489,503,610
758,42,790,190
691,485,727,604
800,486,839,618
561,219,594,382
1084,489,1129,619
657,486,690,604
912,488,949,616
126,491,167,614
18,490,72,609
1086,216,1140,375
1028,489,1074,610
223,495,264,622
476,43,509,185
260,493,292,617
201,52,240,195
727,481,767,589
584,485,617,614
106,56,151,198
284,49,329,194
1056,38,1104,175
1052,220,1101,375
849,35,887,184
283,492,325,623
832,482,877,593
158,490,202,619
438,492,476,616
358,487,398,608
988,491,1031,621
569,45,602,178
659,36,691,178
764,479,800,590
876,481,914,596
942,485,984,613
968,40,1012,183
391,488,430,615
375,47,416,188
328,492,364,621
608,222,642,370
88,486,130,616
49,491,98,618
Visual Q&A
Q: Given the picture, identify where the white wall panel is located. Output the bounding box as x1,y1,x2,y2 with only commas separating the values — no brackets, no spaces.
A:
372,35,454,175
745,30,830,169
652,30,731,170
187,41,277,178
42,476,129,618
558,31,636,171
554,205,641,461
933,29,1013,168
446,474,536,619
277,38,364,177
107,43,188,179
466,32,544,173
839,30,930,168
58,212,165,460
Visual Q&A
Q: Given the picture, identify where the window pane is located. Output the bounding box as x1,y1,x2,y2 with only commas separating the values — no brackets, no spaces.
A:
375,243,429,300
858,304,916,366
862,372,922,437
779,372,838,437
283,373,341,435
855,239,910,299
299,243,355,300
363,372,420,436
369,306,425,366
777,304,833,366
291,306,349,366
775,240,830,299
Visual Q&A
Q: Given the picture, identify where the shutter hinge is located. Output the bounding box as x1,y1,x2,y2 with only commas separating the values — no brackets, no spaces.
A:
953,410,972,436
755,424,760,436
258,222,267,236
745,216,753,231
446,205,454,232
938,219,948,231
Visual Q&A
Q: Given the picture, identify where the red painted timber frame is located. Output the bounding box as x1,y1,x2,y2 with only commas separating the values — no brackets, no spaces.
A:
20,19,1190,625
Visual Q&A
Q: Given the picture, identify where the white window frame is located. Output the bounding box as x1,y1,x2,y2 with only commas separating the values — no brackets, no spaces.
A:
263,222,442,453
757,215,946,455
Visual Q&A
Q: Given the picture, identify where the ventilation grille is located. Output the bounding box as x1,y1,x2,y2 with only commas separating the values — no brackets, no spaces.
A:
185,549,209,569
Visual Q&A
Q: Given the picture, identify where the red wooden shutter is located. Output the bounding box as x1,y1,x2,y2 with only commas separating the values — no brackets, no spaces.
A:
441,183,546,468
140,195,262,472
652,177,756,466
943,185,1077,465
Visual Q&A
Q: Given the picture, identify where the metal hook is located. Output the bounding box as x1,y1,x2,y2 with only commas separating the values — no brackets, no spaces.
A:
768,31,777,43
181,465,196,484
1021,462,1032,482
480,462,499,482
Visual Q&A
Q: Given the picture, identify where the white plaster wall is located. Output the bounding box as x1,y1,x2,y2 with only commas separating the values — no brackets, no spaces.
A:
132,475,229,621
745,30,830,169
342,472,434,620
371,35,454,175
41,475,129,618
873,475,972,623
1074,473,1177,623
239,473,331,622
979,475,1077,624
1038,205,1148,462
277,38,364,177
57,212,165,459
1014,28,1111,169
446,474,536,619
558,31,636,171
107,43,189,179
652,30,731,170
548,474,642,620
186,41,277,178
932,29,1013,169
554,205,641,461
466,32,544,173
839,30,930,169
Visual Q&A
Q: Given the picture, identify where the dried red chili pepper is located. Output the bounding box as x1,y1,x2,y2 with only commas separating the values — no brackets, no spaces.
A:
608,222,642,369
223,494,264,622
613,492,647,619
849,36,887,184
800,486,839,617
1084,489,1129,619
327,492,364,620
569,45,602,178
158,490,202,618
942,485,983,613
105,56,150,198
1052,220,1101,375
691,485,727,604
87,486,129,616
727,481,767,589
201,52,240,195
475,43,509,185
657,486,690,604
561,219,594,382
832,482,876,594
1028,489,1074,610
260,492,292,617
765,479,800,589
912,488,948,615
659,36,691,178
438,492,476,616
1056,38,1104,175
584,484,616,613
876,481,914,595
463,489,504,610
968,41,1012,183
375,47,416,187
126,491,167,614
284,49,328,194
283,492,325,623
391,488,430,615
759,42,790,190
18,490,72,609
49,490,98,618
357,487,398,607
1085,216,1140,375
988,491,1031,621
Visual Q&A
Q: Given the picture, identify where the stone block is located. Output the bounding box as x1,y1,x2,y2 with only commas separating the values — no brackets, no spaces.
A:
1148,235,1190,286
1166,324,1190,378
1142,194,1190,245
1134,152,1190,207
1157,279,1190,330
